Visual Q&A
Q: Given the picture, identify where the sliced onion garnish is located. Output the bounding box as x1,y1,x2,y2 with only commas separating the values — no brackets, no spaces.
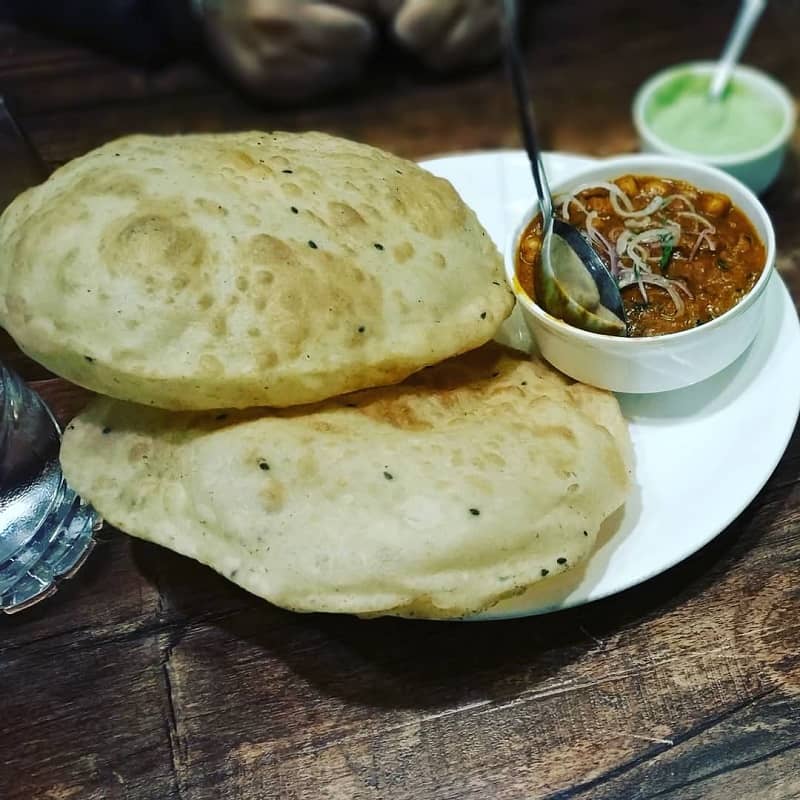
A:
557,182,634,211
554,182,714,317
654,276,692,315
630,226,681,247
619,270,692,295
628,243,652,274
618,265,650,303
662,193,697,213
611,192,663,219
673,278,693,298
561,195,589,221
688,228,716,261
584,209,599,235
616,230,633,256
585,212,619,275
617,270,691,315
624,216,653,229
677,211,716,233
608,226,625,241
607,247,620,276
664,282,686,316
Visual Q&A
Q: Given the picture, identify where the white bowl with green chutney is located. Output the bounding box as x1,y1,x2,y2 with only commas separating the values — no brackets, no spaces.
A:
634,61,796,194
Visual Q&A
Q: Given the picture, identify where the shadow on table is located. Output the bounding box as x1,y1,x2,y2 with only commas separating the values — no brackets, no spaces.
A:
130,439,791,711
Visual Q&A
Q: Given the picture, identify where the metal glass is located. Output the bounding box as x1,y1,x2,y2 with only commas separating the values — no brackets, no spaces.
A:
0,98,100,614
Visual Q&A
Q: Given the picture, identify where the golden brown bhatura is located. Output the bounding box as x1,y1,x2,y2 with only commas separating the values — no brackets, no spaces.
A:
60,344,632,619
4,130,634,616
0,131,513,410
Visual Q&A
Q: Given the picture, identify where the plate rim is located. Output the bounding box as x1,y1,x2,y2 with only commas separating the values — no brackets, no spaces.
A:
419,149,800,621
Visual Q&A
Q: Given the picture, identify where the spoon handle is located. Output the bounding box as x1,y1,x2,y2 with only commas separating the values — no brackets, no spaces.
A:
709,0,767,101
500,0,553,226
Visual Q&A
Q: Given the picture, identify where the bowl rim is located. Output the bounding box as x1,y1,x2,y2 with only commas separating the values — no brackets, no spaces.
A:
504,153,777,346
632,61,797,166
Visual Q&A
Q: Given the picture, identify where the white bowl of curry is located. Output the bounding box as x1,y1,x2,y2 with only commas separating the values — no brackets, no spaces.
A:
505,155,776,394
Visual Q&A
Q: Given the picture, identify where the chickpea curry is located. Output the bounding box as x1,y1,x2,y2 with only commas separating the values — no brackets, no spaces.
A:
516,174,766,337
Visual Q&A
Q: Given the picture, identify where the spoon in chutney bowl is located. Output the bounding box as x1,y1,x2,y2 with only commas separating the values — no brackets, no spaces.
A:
708,0,767,102
500,0,627,336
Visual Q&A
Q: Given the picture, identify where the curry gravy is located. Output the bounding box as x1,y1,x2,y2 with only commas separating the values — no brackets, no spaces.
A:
516,175,766,337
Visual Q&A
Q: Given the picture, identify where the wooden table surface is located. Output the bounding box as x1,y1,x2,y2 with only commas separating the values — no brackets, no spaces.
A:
2,2,800,798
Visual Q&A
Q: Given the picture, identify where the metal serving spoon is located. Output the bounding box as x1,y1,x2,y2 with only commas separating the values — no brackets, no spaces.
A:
708,0,767,102
501,0,626,336
0,98,100,613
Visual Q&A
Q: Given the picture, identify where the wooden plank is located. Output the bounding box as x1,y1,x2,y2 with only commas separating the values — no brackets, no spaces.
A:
0,0,792,166
120,462,800,798
0,23,217,116
0,628,179,800
0,533,161,654
569,691,800,800
0,1,799,797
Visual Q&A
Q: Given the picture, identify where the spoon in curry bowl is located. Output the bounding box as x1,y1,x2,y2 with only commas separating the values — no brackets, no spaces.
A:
500,0,627,336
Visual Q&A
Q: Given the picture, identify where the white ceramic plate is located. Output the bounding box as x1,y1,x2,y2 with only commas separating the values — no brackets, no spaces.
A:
420,151,800,619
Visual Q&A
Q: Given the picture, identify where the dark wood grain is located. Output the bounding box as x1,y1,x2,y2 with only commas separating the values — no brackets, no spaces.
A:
2,2,799,798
